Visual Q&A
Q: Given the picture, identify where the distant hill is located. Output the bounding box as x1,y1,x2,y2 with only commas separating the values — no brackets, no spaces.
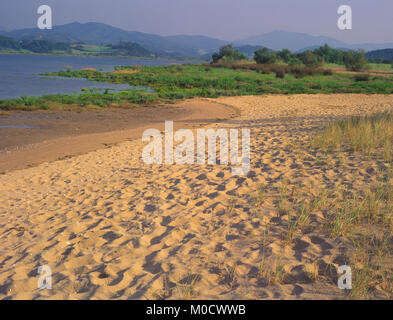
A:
165,35,227,56
108,41,155,57
234,30,393,53
0,36,21,50
366,49,393,62
1,22,225,59
296,46,351,53
3,23,393,59
234,31,347,52
0,35,72,53
0,35,155,57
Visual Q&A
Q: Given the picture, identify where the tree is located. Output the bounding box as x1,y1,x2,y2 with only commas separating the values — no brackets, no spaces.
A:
212,44,246,63
277,48,292,63
299,50,323,67
313,44,345,65
254,47,277,64
288,57,302,66
344,49,367,71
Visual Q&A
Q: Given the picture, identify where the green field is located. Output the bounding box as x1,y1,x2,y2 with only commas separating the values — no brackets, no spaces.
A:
327,62,393,71
1,63,393,111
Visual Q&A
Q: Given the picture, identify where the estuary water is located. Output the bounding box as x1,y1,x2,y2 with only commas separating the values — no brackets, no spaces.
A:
0,54,199,100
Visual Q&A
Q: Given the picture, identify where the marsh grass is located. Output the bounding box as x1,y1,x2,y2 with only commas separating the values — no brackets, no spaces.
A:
3,64,393,111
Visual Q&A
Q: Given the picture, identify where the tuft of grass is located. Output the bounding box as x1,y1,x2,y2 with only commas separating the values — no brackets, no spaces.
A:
175,273,200,300
220,262,238,288
260,258,287,285
354,74,370,82
285,201,311,242
305,261,320,282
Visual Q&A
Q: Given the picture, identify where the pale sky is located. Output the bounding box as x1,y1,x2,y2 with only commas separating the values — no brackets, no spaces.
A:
1,0,393,43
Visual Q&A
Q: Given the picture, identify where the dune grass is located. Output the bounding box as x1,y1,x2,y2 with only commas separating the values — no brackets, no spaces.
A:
309,113,393,298
312,112,393,162
255,113,393,299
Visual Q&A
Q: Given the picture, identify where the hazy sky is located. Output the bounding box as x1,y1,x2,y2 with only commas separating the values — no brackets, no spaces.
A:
1,0,392,43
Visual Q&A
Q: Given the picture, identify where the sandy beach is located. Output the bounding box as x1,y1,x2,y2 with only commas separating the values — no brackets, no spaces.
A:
0,94,392,299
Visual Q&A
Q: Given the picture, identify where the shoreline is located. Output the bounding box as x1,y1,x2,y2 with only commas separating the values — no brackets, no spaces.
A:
0,98,239,172
0,51,208,62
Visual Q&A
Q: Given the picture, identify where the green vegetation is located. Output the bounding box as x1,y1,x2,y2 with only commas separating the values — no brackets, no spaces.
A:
0,36,72,54
108,41,155,57
1,63,393,111
231,43,388,72
249,44,341,67
344,49,368,72
254,47,277,64
312,112,393,161
0,35,155,58
313,44,345,64
310,113,393,298
258,112,393,299
366,49,393,64
212,45,247,63
0,88,158,111
298,50,323,67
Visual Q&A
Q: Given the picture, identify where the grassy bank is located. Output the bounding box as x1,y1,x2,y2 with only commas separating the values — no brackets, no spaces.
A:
1,64,393,111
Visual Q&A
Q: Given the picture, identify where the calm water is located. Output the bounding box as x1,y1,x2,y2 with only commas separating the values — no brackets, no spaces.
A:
0,54,199,100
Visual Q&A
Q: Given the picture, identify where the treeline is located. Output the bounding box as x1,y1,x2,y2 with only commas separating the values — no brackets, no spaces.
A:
0,36,154,57
0,35,72,53
212,44,370,71
366,49,393,64
108,41,155,57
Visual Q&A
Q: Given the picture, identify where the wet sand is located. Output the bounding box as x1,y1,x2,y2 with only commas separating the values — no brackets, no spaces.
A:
0,99,239,171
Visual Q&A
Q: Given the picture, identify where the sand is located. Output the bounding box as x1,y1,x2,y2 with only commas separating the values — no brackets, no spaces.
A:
0,94,392,300
0,99,238,171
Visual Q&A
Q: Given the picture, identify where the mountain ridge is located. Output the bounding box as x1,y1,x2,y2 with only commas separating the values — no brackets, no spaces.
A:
2,23,393,59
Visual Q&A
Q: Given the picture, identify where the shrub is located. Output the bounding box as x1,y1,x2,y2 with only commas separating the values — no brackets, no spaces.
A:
277,49,292,63
275,70,285,79
254,47,277,64
288,58,303,66
354,74,370,82
299,50,323,67
212,44,246,63
313,44,345,65
344,50,367,72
